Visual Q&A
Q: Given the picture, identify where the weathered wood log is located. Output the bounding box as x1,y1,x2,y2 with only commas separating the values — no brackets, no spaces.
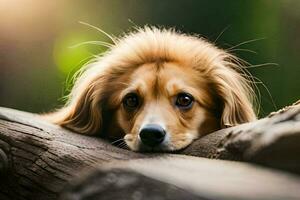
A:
182,100,300,174
60,156,300,200
0,101,299,199
0,108,143,200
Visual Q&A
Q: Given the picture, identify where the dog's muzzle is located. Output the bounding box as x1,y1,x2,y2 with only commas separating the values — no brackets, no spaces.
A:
139,124,166,147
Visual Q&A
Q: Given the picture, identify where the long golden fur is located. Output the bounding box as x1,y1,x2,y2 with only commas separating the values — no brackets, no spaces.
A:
45,27,256,152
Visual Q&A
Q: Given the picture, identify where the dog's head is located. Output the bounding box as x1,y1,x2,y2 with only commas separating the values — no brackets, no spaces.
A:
48,27,256,152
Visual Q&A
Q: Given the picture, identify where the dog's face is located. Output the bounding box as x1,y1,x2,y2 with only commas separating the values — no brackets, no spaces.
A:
47,27,257,152
110,62,219,151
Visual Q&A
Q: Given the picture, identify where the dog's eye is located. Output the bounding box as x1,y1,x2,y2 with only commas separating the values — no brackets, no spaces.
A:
123,93,140,109
175,92,194,109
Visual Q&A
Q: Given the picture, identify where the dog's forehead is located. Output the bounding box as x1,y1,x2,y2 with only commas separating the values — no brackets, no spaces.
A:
128,62,201,95
130,63,157,83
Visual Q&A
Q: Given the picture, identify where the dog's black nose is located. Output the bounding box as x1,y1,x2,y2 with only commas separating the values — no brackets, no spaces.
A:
139,124,166,147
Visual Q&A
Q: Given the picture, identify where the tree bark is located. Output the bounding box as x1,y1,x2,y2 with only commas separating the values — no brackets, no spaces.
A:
0,100,299,199
60,156,300,200
182,100,300,174
0,108,143,200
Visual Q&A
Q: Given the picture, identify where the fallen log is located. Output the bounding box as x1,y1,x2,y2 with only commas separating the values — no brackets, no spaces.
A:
182,100,300,174
0,100,299,199
0,108,143,200
60,156,300,200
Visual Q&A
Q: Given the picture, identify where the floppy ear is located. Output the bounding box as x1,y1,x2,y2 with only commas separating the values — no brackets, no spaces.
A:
212,63,257,128
44,75,107,135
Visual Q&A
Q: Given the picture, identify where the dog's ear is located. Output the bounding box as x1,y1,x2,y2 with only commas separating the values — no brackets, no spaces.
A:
212,64,257,128
45,75,107,135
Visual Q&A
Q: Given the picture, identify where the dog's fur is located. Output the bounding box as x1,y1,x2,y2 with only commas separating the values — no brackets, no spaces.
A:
45,27,256,151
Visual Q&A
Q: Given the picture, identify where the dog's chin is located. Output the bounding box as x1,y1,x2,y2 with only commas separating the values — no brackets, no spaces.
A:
126,140,193,153
136,143,172,153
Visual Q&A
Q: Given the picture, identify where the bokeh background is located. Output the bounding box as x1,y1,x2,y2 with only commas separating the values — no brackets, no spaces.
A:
1,0,300,116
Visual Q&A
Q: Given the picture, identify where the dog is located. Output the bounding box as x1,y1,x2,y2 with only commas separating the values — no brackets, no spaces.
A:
45,27,257,152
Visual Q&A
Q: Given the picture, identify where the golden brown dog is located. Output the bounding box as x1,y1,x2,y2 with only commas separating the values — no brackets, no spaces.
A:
46,27,256,152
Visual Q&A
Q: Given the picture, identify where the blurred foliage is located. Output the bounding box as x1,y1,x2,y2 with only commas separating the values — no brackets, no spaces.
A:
53,32,92,76
0,0,299,117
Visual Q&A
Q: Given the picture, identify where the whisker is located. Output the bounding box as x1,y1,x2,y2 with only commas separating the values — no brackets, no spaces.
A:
227,38,266,50
228,48,257,54
79,21,117,44
244,63,279,69
59,55,100,103
224,54,263,116
116,141,125,147
111,138,124,145
62,58,91,91
252,76,277,111
214,25,231,43
128,19,139,27
66,56,98,83
117,141,129,150
69,41,113,49
120,143,130,150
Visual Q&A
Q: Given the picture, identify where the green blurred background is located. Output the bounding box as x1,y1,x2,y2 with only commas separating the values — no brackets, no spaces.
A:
1,0,299,117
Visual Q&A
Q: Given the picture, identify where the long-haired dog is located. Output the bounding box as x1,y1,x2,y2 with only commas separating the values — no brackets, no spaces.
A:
45,27,257,152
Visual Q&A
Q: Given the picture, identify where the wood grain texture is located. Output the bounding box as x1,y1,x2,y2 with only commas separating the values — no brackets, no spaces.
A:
181,101,300,174
0,101,299,199
61,156,300,200
0,108,143,199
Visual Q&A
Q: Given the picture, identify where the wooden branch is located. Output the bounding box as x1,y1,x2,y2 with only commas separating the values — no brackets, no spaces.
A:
60,156,300,200
0,100,299,199
181,100,300,174
0,108,143,200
